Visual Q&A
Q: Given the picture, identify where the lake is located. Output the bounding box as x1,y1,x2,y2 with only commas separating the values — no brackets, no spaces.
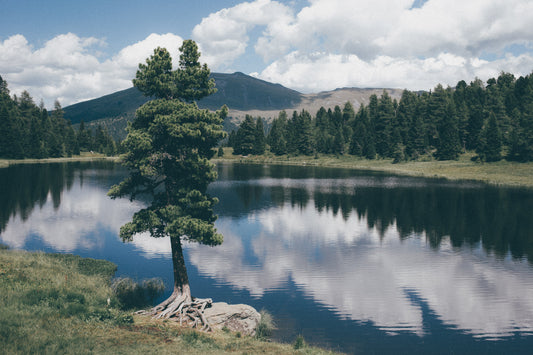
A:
1,161,533,354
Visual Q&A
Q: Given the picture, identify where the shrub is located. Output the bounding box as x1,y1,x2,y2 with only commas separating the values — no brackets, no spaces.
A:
111,277,164,310
293,334,306,350
255,309,275,340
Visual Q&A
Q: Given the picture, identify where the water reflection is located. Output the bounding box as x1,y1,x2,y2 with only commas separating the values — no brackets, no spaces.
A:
213,163,533,263
0,162,141,252
1,162,533,352
190,204,533,339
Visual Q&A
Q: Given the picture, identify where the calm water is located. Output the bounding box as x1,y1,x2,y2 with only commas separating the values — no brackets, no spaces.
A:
1,161,533,354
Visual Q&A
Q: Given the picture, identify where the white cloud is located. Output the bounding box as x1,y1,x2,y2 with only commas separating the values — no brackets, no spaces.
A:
0,33,183,108
3,0,533,106
195,0,533,91
192,0,293,70
257,51,533,92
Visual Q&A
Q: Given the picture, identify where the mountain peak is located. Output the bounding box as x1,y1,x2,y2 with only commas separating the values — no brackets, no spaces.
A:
63,72,302,124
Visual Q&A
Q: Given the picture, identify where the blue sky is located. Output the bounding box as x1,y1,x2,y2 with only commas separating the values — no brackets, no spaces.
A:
1,0,533,108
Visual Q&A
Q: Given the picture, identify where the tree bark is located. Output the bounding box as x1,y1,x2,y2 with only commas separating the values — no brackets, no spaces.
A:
141,235,212,330
170,235,191,302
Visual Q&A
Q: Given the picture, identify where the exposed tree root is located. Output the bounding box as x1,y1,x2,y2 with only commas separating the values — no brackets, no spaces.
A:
136,294,213,331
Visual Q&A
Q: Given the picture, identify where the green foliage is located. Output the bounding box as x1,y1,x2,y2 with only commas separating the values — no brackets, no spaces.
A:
256,71,533,163
268,110,288,155
255,310,276,340
109,40,226,247
232,115,256,155
0,79,112,160
111,277,165,310
176,40,217,103
133,40,216,103
293,334,306,350
477,112,503,162
436,101,461,160
253,118,266,155
133,46,174,99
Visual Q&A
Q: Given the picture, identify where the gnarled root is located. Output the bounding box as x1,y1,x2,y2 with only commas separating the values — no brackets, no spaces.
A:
136,295,213,331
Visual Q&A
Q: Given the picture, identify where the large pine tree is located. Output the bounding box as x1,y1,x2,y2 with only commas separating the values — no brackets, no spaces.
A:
108,40,226,325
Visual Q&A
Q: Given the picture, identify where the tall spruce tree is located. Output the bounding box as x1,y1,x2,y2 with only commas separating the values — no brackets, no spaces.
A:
436,101,461,160
108,40,225,325
477,112,502,162
268,110,288,155
253,117,266,155
375,91,394,157
233,115,256,155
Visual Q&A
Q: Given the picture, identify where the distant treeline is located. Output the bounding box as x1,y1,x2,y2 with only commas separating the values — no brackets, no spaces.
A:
0,75,118,159
229,72,533,162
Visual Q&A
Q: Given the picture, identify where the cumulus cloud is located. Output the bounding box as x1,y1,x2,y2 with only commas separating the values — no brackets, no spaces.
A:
257,51,533,92
192,0,293,69
194,0,533,92
3,0,533,106
0,33,183,108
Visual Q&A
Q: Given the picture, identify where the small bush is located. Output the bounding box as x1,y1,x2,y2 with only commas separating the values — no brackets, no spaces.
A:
255,309,275,340
111,277,164,310
293,334,306,350
0,243,9,250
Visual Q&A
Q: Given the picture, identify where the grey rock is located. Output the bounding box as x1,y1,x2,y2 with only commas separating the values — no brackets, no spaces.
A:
204,302,261,336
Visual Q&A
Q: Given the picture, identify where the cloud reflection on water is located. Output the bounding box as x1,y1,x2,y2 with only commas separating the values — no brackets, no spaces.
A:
1,182,141,252
2,163,532,341
183,202,533,339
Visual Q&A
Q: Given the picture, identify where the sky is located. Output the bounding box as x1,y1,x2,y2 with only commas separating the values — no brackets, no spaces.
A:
1,0,533,108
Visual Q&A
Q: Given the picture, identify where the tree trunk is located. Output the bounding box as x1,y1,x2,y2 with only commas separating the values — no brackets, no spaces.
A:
170,235,191,302
141,235,212,330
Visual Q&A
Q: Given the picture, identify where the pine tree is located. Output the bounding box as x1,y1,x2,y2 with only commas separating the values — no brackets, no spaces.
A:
253,118,266,155
108,40,226,323
297,110,315,155
465,79,486,150
436,101,461,160
233,115,256,155
477,113,502,162
375,91,394,158
349,106,368,157
268,111,288,155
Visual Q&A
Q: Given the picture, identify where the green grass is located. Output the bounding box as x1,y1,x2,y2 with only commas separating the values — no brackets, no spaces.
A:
0,248,341,354
215,148,533,188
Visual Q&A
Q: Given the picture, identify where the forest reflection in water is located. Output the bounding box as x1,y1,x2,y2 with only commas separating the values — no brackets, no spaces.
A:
213,162,533,263
1,161,533,353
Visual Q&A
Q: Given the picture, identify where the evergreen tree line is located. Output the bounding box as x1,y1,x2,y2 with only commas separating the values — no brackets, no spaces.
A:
0,75,118,159
230,72,533,162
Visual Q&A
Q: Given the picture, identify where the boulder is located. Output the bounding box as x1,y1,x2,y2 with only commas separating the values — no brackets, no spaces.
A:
204,302,260,336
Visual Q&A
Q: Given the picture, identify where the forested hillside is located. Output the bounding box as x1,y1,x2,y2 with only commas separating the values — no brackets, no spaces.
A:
231,72,533,162
63,72,302,125
0,76,117,159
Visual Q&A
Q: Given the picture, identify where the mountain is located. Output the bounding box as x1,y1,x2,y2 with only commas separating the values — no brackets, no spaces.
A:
63,72,303,125
63,72,403,139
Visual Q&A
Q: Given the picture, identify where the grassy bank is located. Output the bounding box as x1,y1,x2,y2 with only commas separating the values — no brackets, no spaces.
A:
4,150,531,188
215,148,533,188
0,152,119,168
0,247,339,355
